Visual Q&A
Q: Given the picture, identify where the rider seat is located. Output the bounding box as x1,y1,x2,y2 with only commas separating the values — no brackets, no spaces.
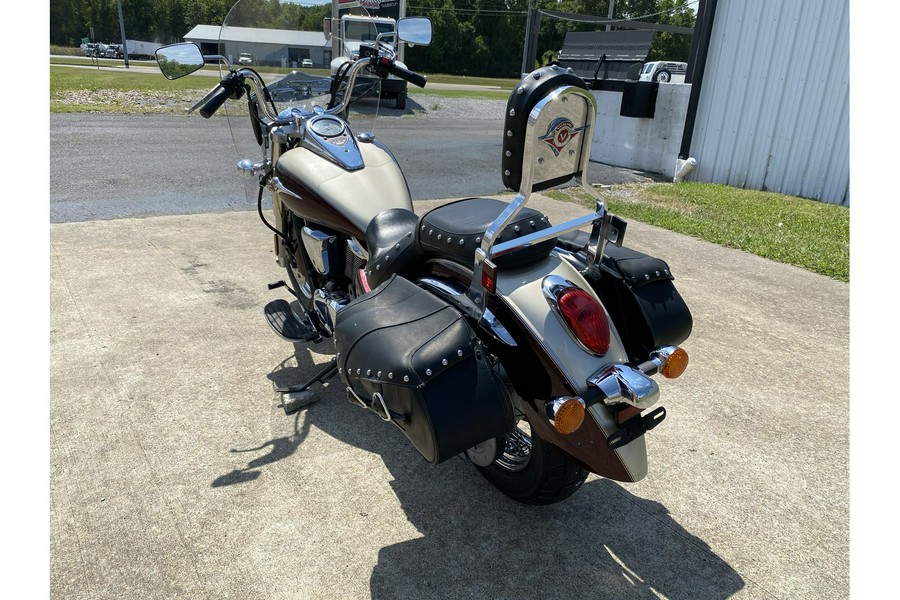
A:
417,197,556,268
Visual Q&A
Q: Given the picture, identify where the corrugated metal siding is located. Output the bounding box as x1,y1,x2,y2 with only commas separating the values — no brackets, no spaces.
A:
690,0,849,205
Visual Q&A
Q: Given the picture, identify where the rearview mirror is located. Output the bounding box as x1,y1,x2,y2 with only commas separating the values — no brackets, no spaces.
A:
397,17,432,47
156,43,205,80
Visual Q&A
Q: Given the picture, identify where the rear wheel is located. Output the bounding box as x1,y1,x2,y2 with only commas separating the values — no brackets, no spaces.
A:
473,416,589,505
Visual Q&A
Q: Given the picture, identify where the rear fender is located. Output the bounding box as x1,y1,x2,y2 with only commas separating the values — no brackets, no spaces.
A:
491,250,650,482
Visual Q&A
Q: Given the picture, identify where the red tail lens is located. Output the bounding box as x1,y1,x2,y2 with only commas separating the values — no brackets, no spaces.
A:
557,287,610,355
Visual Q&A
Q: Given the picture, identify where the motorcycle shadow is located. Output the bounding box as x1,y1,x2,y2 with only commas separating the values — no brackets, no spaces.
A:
228,349,745,599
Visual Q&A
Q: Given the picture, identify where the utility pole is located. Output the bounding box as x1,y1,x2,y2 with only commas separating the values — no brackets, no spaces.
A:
117,0,130,68
606,0,616,32
521,0,533,77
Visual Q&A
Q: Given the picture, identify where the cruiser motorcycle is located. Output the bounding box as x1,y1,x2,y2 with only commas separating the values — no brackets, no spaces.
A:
156,0,692,505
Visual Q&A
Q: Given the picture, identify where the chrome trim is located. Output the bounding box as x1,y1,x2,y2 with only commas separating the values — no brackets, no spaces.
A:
545,396,586,426
467,85,606,316
416,276,517,347
587,365,660,411
301,226,338,275
272,176,302,201
373,392,393,422
347,386,368,409
313,289,350,337
481,308,517,347
302,115,365,171
347,238,368,261
649,345,680,367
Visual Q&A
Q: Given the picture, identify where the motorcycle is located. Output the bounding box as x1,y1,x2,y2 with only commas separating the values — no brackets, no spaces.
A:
155,0,692,505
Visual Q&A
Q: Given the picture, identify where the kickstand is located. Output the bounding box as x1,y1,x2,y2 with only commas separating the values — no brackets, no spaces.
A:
275,358,339,414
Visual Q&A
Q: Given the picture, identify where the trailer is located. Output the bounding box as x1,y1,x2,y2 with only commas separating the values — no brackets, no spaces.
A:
125,40,163,61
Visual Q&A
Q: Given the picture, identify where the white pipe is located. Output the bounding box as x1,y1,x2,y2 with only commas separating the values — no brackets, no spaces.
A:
673,157,697,183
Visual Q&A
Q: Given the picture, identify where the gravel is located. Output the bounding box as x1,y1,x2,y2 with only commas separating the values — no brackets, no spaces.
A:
52,89,509,120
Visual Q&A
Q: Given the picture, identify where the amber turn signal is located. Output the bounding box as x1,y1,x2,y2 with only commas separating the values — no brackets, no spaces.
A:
659,347,689,379
546,397,586,435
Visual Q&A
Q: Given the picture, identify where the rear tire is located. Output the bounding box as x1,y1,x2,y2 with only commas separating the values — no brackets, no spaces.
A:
475,416,589,505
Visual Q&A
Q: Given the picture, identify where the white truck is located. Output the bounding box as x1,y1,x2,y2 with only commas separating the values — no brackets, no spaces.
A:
326,2,409,109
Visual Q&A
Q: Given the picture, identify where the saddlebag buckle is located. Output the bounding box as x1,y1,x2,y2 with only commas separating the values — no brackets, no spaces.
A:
606,406,666,450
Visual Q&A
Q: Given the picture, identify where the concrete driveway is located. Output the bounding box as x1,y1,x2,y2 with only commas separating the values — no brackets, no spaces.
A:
49,195,848,599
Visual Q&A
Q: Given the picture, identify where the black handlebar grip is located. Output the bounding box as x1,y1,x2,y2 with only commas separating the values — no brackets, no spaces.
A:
199,84,231,119
388,63,427,88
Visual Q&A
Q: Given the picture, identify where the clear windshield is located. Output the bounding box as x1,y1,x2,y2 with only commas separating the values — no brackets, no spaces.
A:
219,0,335,163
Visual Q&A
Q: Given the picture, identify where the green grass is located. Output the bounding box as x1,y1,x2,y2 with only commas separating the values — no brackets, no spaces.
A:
51,65,215,92
547,183,849,282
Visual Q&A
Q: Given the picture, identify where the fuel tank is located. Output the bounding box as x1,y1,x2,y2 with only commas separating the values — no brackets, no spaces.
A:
274,138,414,240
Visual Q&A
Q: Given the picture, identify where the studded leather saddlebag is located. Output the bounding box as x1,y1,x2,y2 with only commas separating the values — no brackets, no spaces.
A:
334,274,514,464
590,244,693,362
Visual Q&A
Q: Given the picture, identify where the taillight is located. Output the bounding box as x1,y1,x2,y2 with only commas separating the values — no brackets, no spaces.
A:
555,285,610,355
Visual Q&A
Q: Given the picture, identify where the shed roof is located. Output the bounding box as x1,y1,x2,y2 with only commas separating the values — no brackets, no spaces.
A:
184,24,328,47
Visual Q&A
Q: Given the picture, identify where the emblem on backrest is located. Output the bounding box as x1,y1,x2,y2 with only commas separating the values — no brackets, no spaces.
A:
539,117,584,157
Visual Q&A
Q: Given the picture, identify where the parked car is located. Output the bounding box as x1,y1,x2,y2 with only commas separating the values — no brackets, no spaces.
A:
301,58,314,68
238,53,253,66
639,61,687,83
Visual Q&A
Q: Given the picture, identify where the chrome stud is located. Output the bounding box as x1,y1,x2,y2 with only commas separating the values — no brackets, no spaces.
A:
442,359,448,366
507,130,513,137
403,375,410,382
533,72,541,79
517,86,524,94
437,234,442,240
514,225,520,232
425,369,432,376
388,372,394,380
366,369,372,376
458,239,465,246
377,371,382,378
457,350,464,357
509,109,516,117
505,150,512,157
504,169,511,176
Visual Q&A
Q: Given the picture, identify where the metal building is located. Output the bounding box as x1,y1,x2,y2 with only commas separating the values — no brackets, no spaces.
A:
684,0,850,205
184,25,330,69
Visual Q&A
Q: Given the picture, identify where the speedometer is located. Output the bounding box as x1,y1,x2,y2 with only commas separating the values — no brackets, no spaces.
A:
309,116,345,138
